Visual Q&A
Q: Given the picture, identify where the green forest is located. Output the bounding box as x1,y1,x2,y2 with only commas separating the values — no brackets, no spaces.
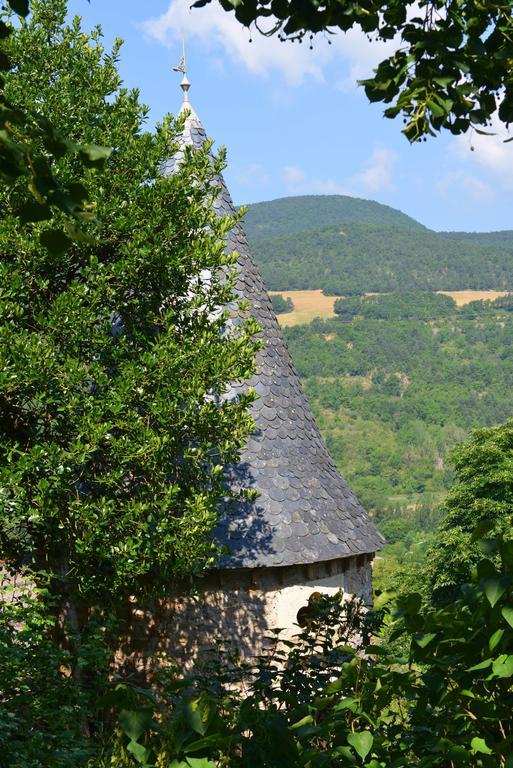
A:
278,294,513,591
245,196,513,294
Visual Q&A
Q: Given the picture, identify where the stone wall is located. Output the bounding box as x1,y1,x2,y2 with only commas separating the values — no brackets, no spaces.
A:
120,553,374,674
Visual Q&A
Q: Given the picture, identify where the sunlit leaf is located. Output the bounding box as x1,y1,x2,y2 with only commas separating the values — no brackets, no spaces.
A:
348,731,373,760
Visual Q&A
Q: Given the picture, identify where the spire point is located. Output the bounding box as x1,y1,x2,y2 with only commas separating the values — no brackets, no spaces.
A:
172,36,190,105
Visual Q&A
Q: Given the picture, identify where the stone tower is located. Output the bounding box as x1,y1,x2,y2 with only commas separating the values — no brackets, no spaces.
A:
155,74,384,663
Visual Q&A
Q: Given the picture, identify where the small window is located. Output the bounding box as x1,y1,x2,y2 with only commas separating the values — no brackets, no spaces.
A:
296,591,323,626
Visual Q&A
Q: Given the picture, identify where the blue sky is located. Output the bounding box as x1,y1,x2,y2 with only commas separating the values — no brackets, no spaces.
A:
68,0,513,232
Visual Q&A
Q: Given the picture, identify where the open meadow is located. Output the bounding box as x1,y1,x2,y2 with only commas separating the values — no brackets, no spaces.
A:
269,289,338,325
270,289,511,325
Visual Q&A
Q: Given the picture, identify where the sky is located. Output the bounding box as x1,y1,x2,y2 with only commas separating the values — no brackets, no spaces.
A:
67,0,513,232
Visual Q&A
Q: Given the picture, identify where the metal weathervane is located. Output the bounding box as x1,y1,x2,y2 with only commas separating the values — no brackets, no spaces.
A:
173,38,190,103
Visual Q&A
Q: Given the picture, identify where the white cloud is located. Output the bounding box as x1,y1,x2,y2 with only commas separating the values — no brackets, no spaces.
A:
436,170,494,203
452,118,513,190
282,164,351,195
332,29,398,92
231,162,270,188
143,0,324,85
281,146,397,196
283,165,306,187
351,147,396,193
143,0,396,87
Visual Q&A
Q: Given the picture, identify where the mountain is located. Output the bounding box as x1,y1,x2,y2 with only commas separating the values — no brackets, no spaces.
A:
243,195,513,294
243,195,425,240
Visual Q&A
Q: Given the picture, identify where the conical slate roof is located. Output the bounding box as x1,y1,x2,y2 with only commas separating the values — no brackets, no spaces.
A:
163,98,385,570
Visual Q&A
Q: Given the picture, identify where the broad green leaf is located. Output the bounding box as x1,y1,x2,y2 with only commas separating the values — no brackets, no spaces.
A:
502,606,513,628
471,737,492,755
127,740,150,765
183,735,231,754
492,654,513,678
432,76,453,86
483,576,509,607
334,697,358,712
186,759,216,768
427,99,445,118
333,745,357,762
119,709,153,741
79,143,112,168
489,628,504,651
8,0,30,16
290,715,314,730
180,697,215,737
414,632,437,648
348,731,373,760
467,658,492,672
325,677,344,694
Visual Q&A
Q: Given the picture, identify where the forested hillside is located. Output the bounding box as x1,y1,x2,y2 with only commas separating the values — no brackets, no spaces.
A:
441,230,513,247
282,301,513,585
243,195,424,239
245,196,513,294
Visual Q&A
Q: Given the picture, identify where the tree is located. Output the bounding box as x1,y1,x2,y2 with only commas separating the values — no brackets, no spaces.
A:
0,1,112,251
427,420,513,599
270,292,294,314
0,0,259,745
201,0,513,142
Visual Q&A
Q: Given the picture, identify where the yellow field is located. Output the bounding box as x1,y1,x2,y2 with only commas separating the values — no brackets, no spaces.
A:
269,290,338,326
437,290,510,306
269,289,513,326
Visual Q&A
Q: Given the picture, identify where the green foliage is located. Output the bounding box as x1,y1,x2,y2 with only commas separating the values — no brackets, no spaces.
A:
334,291,457,320
0,0,258,606
280,303,513,595
109,593,379,767
0,574,108,767
202,0,513,142
109,536,513,765
245,197,513,294
270,293,294,314
0,2,258,755
285,310,513,515
0,1,112,253
428,421,513,600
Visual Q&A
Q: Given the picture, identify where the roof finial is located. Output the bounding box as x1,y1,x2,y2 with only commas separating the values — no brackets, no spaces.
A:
172,36,190,104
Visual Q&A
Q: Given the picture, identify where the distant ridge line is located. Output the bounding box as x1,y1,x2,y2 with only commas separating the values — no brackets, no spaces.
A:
242,195,513,295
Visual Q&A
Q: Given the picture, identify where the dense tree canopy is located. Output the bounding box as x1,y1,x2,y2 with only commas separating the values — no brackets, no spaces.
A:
0,0,113,251
0,0,258,618
203,0,513,142
428,421,513,598
246,197,513,295
270,293,294,313
0,1,260,758
334,291,457,319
